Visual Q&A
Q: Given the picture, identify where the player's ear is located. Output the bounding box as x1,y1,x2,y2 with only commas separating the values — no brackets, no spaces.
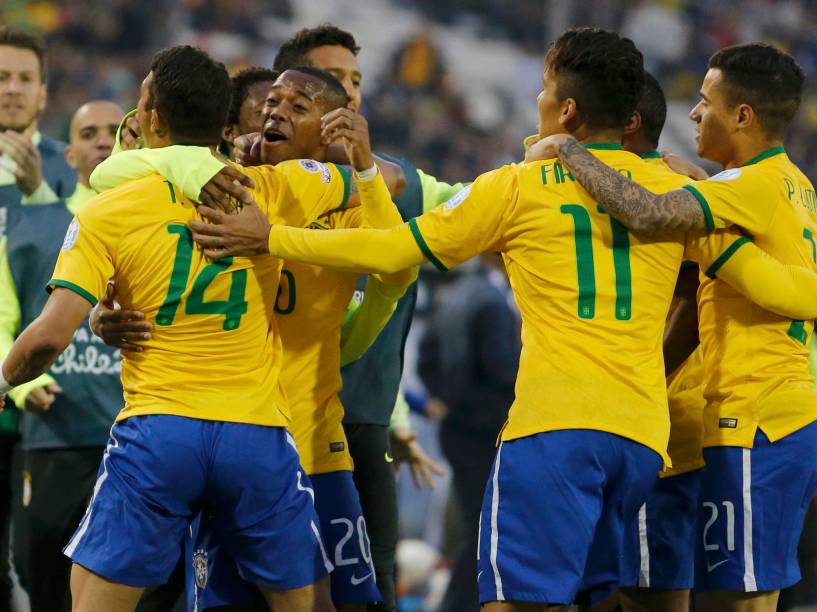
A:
222,124,237,145
736,103,755,131
150,109,167,139
559,97,577,127
64,143,78,170
624,111,641,137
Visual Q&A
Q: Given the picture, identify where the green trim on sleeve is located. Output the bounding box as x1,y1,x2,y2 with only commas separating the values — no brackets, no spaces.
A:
408,218,448,272
682,184,715,232
639,151,663,159
704,236,752,279
48,280,98,306
336,164,352,210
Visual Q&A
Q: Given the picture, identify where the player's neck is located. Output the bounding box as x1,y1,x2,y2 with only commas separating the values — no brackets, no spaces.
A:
572,127,624,148
724,135,784,169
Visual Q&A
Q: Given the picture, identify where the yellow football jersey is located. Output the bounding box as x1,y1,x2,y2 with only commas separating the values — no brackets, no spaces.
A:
682,147,817,447
410,145,734,463
641,152,706,476
50,159,350,426
275,208,365,475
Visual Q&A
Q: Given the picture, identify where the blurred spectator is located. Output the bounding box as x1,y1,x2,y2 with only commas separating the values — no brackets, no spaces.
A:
418,252,520,612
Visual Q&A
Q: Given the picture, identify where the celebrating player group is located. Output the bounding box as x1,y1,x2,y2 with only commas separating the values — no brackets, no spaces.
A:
0,16,815,612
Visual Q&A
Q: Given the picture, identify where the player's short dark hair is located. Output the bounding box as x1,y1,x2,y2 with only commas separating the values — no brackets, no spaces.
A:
273,24,360,72
147,46,231,145
708,43,804,138
545,28,644,132
228,67,279,125
0,26,46,81
283,66,350,110
637,72,667,149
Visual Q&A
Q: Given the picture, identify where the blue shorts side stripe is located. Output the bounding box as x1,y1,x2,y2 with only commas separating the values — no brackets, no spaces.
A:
742,449,757,591
489,443,504,600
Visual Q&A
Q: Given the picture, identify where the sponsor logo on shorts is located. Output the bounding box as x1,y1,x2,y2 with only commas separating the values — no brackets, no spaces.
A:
192,548,208,589
719,418,738,429
330,441,345,453
351,571,373,586
706,559,728,572
384,451,393,464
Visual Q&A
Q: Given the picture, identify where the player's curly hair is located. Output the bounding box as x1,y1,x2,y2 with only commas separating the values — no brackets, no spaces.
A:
147,45,231,145
545,28,644,132
228,67,279,125
273,24,360,72
709,43,804,138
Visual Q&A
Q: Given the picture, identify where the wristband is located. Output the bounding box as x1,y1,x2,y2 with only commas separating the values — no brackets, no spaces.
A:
354,164,378,182
0,362,11,395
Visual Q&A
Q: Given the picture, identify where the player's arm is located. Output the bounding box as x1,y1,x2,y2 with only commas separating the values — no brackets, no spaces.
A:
663,264,700,376
339,269,417,366
417,170,470,212
689,231,817,320
90,145,255,212
0,289,91,396
528,134,708,233
0,239,59,409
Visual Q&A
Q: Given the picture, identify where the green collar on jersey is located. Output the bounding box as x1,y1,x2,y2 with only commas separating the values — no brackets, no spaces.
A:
743,146,785,167
639,151,662,159
584,143,624,151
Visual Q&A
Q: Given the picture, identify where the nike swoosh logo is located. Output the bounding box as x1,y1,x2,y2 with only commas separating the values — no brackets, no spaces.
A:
707,559,728,572
477,571,484,580
351,572,373,586
384,452,394,464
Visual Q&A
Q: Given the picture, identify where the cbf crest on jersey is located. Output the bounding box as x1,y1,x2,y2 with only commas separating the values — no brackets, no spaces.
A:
444,185,472,211
62,218,80,251
192,548,208,589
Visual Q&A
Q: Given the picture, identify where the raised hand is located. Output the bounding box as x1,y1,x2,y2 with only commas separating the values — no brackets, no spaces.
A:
0,130,43,195
320,108,374,172
189,201,271,259
198,166,257,213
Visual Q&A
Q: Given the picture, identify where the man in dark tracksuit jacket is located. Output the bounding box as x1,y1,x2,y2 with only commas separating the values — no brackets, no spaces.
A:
419,254,520,612
0,26,77,612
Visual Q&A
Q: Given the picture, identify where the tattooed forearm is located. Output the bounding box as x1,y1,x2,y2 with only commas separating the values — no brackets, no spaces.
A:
554,137,707,233
5,344,61,386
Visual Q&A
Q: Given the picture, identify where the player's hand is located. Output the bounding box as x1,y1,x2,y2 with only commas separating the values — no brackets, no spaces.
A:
661,151,709,181
524,133,576,163
119,115,143,150
190,201,271,259
90,284,151,352
390,429,445,490
321,108,374,172
0,130,43,195
198,166,256,213
25,383,63,413
233,132,262,166
0,395,4,413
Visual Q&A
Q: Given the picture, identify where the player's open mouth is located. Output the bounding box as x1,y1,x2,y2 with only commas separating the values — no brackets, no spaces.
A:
263,128,287,143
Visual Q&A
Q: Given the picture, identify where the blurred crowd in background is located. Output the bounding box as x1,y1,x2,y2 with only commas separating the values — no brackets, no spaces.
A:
4,0,817,183
3,1,817,610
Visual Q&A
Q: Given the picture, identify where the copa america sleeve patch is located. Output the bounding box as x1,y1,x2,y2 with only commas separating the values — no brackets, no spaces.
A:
299,159,332,184
62,218,80,251
444,185,472,211
708,168,742,182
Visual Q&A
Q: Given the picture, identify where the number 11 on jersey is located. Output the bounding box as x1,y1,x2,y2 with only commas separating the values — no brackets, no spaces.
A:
560,204,633,321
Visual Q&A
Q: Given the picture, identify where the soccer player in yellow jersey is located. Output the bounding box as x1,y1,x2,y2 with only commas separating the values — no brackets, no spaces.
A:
540,43,817,612
85,67,412,610
180,29,817,610
0,46,379,612
617,73,708,612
